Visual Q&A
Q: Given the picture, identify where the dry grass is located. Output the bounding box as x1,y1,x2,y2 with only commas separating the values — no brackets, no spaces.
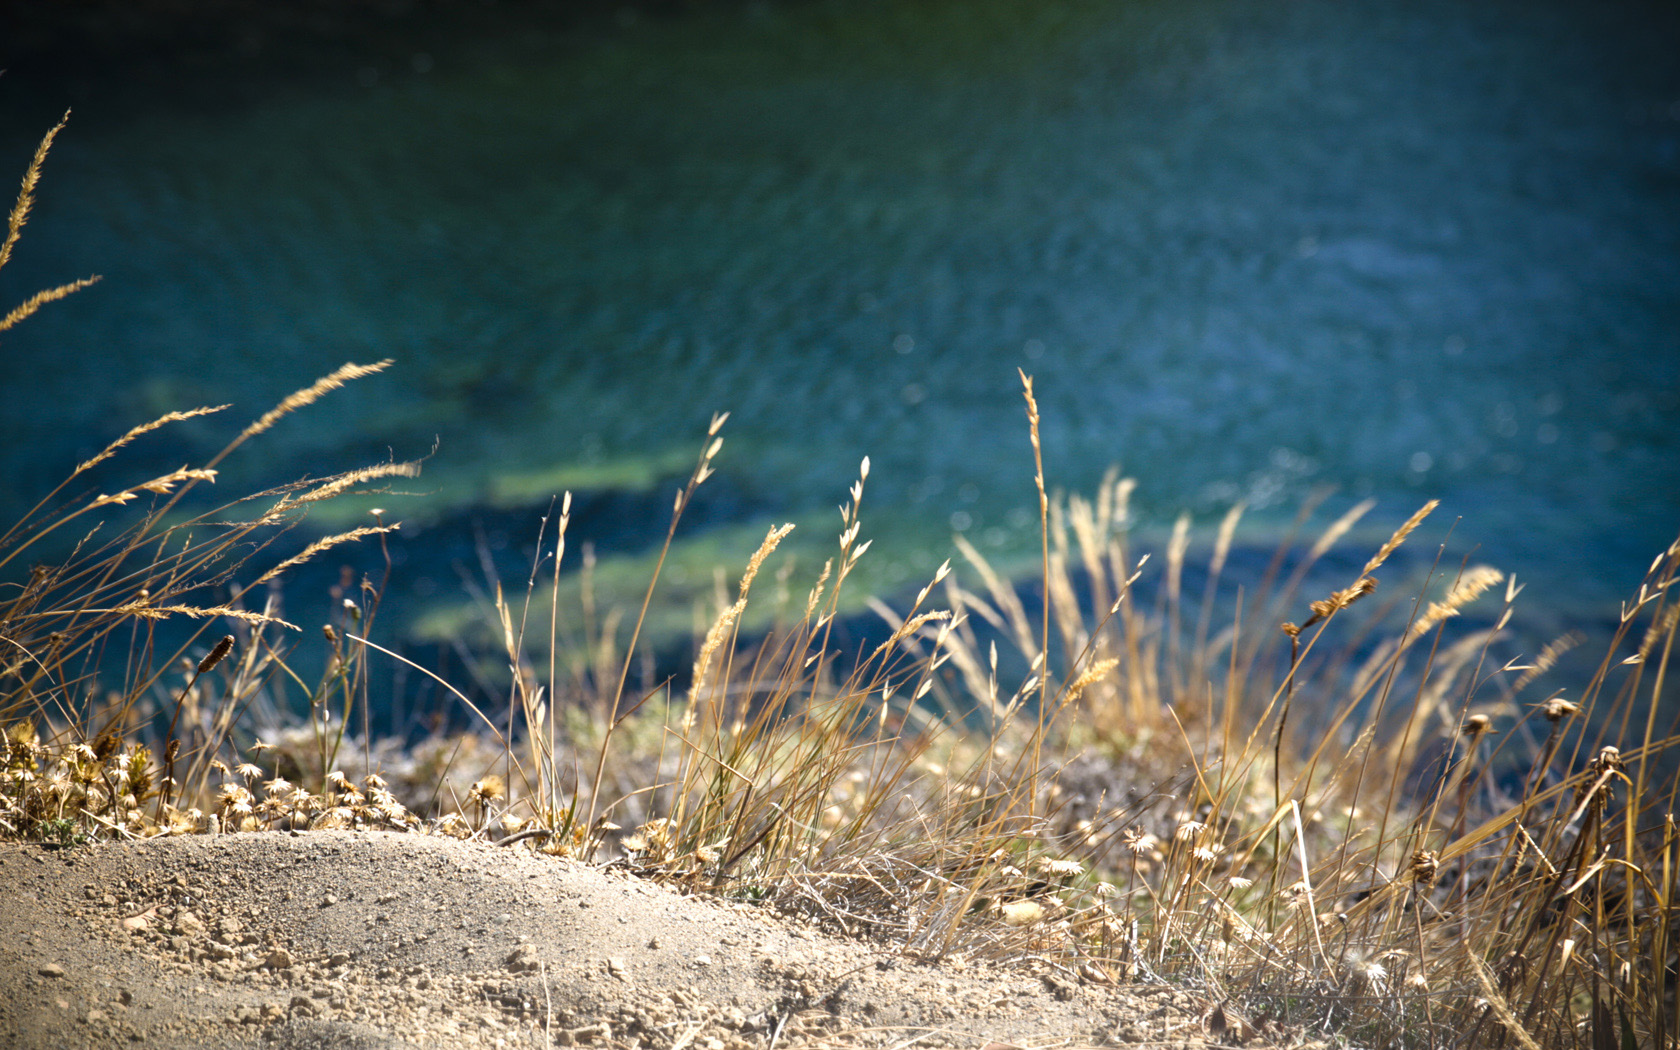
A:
4,118,1679,1050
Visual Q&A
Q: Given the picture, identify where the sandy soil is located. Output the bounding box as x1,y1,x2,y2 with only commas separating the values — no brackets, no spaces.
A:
0,831,1313,1049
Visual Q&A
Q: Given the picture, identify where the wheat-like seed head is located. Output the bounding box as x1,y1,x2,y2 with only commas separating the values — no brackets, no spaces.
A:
71,408,230,477
88,467,219,509
1310,498,1376,561
1210,500,1246,579
236,360,393,442
1363,499,1439,575
286,461,424,507
1511,631,1585,692
1304,575,1379,627
0,111,68,274
250,524,400,587
0,276,102,336
1062,657,1119,705
1635,604,1680,664
1408,565,1504,639
687,523,797,711
109,604,298,630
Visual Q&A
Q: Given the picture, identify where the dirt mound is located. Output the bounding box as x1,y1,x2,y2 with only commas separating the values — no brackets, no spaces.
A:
0,830,1296,1049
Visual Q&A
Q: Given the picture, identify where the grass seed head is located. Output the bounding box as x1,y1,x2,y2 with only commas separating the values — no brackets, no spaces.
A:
196,635,235,675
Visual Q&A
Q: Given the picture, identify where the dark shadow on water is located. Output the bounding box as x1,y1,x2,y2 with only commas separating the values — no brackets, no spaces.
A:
1,0,814,139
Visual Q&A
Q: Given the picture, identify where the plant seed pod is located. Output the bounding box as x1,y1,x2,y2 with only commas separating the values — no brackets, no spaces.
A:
197,635,235,675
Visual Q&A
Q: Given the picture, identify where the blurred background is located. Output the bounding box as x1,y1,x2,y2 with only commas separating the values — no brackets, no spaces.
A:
2,0,1677,721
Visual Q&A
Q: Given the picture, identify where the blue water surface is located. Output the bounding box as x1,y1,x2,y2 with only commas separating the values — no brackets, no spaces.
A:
2,0,1677,662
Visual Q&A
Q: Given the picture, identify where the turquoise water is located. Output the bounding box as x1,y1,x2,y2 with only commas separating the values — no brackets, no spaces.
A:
3,0,1677,660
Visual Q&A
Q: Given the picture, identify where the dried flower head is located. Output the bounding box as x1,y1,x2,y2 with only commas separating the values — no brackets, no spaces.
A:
1123,829,1160,855
1541,697,1580,722
1410,848,1440,889
1036,857,1085,880
1344,952,1389,991
1174,821,1208,842
311,808,351,831
1000,900,1045,926
434,813,470,839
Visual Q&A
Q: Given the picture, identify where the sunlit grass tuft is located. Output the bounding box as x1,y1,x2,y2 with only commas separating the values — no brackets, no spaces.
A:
3,116,1678,1050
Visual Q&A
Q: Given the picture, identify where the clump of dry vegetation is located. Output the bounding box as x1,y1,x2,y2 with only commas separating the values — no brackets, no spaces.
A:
4,117,1679,1050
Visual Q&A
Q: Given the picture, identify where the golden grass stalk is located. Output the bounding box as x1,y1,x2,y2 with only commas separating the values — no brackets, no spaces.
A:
578,418,731,842
686,523,796,721
108,604,298,630
234,360,394,443
0,121,422,840
0,276,102,335
1408,564,1505,640
1362,498,1440,576
72,406,231,478
1511,630,1585,693
88,467,221,509
1019,370,1052,761
250,524,401,587
0,110,68,274
285,460,425,507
